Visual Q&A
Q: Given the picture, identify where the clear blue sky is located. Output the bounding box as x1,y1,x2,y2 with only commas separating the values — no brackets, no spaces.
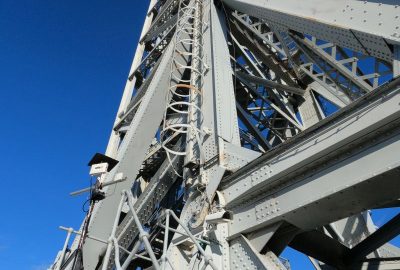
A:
0,1,148,269
0,1,398,270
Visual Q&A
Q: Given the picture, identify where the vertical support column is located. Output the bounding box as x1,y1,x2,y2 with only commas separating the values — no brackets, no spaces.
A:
394,45,400,77
69,0,158,255
100,192,126,270
82,40,176,269
203,0,241,197
210,3,240,146
185,0,205,169
106,0,158,158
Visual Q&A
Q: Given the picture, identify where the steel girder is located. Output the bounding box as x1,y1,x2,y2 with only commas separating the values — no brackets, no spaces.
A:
52,1,400,270
80,41,176,269
223,76,400,218
221,0,399,62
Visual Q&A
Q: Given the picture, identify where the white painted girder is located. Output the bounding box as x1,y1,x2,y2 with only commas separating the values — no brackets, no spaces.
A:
227,135,400,237
105,0,158,158
81,41,175,269
222,0,399,62
221,80,400,237
54,1,400,269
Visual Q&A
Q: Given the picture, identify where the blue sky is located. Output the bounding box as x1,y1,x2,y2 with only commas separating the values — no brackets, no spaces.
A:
0,1,398,270
0,1,148,269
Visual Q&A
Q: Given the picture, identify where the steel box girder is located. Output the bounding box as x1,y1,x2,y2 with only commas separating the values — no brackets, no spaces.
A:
220,78,400,237
222,0,399,62
54,1,400,269
81,41,175,269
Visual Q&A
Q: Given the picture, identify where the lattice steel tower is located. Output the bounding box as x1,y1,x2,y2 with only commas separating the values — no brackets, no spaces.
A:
51,0,400,269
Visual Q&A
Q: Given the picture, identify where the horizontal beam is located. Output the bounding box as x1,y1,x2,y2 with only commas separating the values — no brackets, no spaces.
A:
220,78,400,237
223,0,398,62
228,134,400,237
221,77,400,204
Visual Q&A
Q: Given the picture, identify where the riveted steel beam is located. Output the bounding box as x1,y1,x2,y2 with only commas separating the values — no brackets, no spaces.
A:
221,78,400,237
222,0,399,62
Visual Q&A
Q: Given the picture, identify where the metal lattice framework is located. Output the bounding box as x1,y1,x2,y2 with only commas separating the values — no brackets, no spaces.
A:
51,0,400,269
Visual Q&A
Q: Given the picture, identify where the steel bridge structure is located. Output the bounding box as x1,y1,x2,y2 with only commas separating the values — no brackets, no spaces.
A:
51,0,400,269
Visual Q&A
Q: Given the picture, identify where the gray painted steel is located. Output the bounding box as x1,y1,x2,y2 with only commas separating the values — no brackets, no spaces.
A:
51,1,400,270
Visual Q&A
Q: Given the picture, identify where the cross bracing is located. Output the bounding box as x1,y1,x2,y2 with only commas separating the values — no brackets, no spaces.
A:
51,1,400,270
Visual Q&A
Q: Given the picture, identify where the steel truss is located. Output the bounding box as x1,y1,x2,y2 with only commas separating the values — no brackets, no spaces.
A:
51,1,400,270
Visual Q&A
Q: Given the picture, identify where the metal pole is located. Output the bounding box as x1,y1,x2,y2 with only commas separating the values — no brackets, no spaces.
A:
167,257,177,270
113,238,123,270
394,45,400,77
59,226,108,244
168,210,218,270
158,224,211,245
121,241,141,269
69,177,127,196
161,211,170,270
124,190,161,270
105,0,158,158
56,227,73,270
101,192,126,270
